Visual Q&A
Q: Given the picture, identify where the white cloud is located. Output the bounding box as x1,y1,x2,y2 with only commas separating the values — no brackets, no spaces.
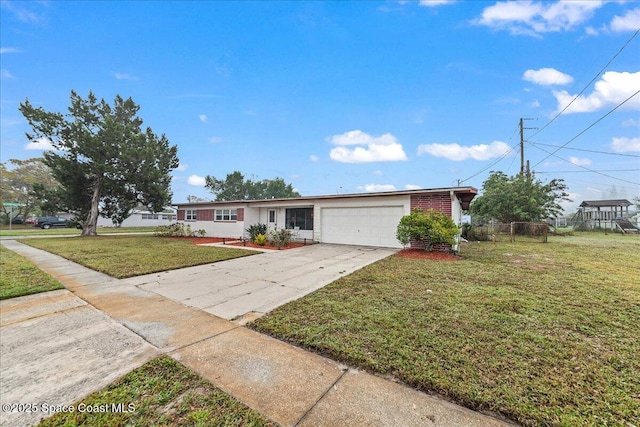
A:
622,118,639,128
328,130,407,163
309,155,319,162
474,1,604,36
187,175,207,186
209,136,223,144
1,69,14,79
523,68,573,86
610,8,640,33
611,137,640,153
416,140,511,161
199,114,207,123
418,0,455,7
405,184,422,190
373,170,383,176
568,157,592,166
175,163,188,172
0,47,20,54
357,184,398,192
114,72,138,81
553,71,640,113
24,137,56,151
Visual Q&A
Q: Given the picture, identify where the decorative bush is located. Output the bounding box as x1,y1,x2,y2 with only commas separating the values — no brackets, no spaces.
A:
254,233,268,246
396,208,459,251
269,228,294,249
155,223,185,237
246,223,268,243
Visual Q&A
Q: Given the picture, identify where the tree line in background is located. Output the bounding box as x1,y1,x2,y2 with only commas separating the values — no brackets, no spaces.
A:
204,171,300,201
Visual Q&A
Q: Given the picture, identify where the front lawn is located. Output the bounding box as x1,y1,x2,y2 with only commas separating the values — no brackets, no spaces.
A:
0,246,64,299
39,356,276,427
250,233,640,426
0,225,156,237
21,235,258,278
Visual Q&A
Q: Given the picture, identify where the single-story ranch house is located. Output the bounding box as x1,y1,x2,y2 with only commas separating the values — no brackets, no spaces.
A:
175,187,477,249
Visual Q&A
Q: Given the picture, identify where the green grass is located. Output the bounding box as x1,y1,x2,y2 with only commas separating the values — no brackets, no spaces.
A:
0,225,156,237
20,235,258,278
250,233,640,426
0,245,64,299
39,356,276,427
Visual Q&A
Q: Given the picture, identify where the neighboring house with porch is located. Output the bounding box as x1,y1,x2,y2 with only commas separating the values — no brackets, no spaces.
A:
174,187,477,248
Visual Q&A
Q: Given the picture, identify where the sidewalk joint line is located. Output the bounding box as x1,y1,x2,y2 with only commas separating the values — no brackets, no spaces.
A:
168,324,241,353
293,367,349,427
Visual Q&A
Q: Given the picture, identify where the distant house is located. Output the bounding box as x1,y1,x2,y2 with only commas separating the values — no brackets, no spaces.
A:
175,187,477,248
96,208,177,227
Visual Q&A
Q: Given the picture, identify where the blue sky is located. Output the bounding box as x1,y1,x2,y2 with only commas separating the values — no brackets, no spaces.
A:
1,0,639,213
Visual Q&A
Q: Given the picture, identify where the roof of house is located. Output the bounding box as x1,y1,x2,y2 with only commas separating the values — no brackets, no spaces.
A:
579,199,632,208
174,186,478,209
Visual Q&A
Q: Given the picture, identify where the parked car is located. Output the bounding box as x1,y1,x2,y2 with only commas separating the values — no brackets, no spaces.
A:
9,215,24,224
25,217,37,224
33,217,69,229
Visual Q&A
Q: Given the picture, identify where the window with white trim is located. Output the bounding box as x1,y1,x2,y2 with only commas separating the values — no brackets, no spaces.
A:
185,209,197,220
215,208,237,221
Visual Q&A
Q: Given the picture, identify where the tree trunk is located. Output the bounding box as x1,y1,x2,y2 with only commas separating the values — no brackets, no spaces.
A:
81,174,102,236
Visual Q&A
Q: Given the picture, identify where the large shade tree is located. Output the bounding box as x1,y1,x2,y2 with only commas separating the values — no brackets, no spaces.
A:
19,91,179,236
470,171,570,223
205,171,301,201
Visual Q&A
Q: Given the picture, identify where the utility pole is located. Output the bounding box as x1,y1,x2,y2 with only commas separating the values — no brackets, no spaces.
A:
519,118,536,177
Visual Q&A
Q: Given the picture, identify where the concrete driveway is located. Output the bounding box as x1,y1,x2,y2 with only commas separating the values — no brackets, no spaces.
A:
122,244,398,321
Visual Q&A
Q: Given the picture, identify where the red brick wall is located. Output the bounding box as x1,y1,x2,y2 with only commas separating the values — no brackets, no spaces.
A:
409,193,453,252
237,208,244,222
177,210,185,220
410,193,452,216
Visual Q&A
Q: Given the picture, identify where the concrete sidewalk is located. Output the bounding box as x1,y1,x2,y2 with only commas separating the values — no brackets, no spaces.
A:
0,239,515,427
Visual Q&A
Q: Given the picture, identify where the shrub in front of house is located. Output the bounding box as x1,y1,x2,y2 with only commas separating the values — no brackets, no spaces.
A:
254,233,268,246
246,223,268,243
396,208,459,251
269,228,294,249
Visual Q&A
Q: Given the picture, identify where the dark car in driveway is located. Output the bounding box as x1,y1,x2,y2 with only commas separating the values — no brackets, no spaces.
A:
33,217,69,229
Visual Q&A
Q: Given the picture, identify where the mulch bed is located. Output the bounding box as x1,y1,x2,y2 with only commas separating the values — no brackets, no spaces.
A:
162,236,312,250
226,241,310,250
395,248,461,261
163,237,227,244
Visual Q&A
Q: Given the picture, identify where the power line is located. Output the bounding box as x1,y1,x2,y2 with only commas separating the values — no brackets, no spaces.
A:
532,89,640,169
528,141,640,158
537,169,639,173
528,140,640,185
458,121,521,184
529,26,640,140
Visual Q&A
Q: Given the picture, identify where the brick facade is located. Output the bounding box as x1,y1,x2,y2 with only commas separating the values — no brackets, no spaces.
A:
409,193,453,251
410,193,452,216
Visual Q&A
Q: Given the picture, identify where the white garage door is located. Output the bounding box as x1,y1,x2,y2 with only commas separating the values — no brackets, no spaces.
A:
320,206,405,248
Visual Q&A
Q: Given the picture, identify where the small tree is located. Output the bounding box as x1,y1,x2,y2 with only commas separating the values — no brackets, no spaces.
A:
470,171,569,223
396,209,459,251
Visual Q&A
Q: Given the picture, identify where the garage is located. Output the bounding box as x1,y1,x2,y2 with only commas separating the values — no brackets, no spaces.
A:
320,206,405,248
